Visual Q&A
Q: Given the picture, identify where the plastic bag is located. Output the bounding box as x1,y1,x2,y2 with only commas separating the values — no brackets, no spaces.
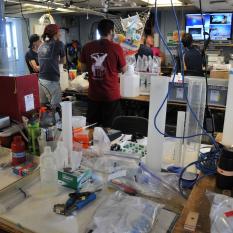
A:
80,172,104,193
59,65,69,91
93,127,111,156
87,191,163,233
82,155,138,174
207,191,233,233
108,164,181,200
39,13,55,25
70,73,89,91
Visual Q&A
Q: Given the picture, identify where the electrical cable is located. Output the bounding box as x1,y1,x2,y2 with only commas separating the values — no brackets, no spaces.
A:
199,0,215,136
152,0,221,198
199,0,208,106
38,80,53,106
18,0,30,40
169,0,221,196
153,0,218,148
178,149,220,198
169,0,221,188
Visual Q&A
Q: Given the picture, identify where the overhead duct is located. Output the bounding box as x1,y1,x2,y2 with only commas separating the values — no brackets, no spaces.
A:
0,1,9,75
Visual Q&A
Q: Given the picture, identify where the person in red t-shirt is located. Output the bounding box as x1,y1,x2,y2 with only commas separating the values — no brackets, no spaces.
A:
80,19,127,127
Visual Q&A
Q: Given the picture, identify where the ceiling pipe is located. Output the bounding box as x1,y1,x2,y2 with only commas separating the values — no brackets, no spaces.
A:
4,0,107,17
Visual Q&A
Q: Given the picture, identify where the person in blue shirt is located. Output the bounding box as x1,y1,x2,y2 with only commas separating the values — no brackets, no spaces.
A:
38,24,66,108
182,33,204,77
25,34,41,74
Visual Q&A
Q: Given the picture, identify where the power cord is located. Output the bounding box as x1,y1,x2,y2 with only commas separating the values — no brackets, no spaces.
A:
198,0,215,136
170,0,221,197
153,0,221,197
19,0,30,40
153,0,218,148
178,148,221,198
39,80,53,106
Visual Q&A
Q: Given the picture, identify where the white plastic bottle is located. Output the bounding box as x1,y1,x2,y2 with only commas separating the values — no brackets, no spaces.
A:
54,141,69,170
40,146,58,196
120,65,140,97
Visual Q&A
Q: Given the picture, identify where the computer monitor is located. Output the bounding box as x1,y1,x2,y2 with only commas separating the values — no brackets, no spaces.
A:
185,13,232,41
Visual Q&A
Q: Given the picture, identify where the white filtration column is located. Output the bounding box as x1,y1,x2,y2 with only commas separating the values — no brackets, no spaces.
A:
222,69,233,146
146,76,169,172
175,111,186,164
61,101,73,162
182,76,206,172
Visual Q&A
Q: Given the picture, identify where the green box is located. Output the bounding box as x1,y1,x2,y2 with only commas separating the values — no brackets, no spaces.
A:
58,169,92,190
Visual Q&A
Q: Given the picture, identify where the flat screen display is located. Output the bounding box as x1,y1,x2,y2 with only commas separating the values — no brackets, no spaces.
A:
186,13,232,41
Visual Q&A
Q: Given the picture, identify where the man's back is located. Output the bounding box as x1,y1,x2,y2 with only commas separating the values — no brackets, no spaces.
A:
184,46,204,76
80,39,126,101
38,40,65,82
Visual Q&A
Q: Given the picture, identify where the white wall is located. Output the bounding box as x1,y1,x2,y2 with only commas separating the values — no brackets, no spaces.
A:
159,9,186,66
6,17,29,75
14,9,195,74
28,13,103,46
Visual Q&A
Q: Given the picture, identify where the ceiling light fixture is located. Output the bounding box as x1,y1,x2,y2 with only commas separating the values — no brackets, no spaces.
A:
56,7,74,12
23,3,49,9
141,0,183,7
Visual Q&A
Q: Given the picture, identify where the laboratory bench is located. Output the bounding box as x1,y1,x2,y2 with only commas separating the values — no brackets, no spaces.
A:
0,131,227,233
0,173,220,233
0,160,184,233
63,90,226,133
173,175,216,233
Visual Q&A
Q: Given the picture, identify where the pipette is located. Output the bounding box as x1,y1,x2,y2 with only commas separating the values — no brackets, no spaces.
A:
73,122,97,134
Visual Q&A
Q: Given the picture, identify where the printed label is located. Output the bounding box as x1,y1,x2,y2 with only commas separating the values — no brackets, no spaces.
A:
24,94,35,112
176,88,184,99
12,152,26,158
210,90,220,103
224,211,233,218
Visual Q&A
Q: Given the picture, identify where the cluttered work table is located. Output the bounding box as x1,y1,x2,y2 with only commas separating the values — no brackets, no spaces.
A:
0,127,225,233
0,127,187,233
0,125,183,233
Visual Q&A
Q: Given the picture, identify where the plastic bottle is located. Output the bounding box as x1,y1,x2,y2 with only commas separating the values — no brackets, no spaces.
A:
28,121,40,155
11,136,26,166
152,56,160,75
136,56,143,72
40,146,58,195
54,141,69,170
39,107,55,128
142,55,149,72
120,65,140,97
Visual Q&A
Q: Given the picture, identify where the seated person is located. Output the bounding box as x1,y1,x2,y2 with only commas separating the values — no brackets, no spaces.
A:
182,33,204,76
136,35,153,59
136,35,165,64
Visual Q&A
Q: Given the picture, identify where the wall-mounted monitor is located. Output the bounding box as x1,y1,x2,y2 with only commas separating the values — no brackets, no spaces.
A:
186,13,232,41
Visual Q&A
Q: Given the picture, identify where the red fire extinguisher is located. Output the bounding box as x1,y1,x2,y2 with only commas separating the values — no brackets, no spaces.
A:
11,136,26,166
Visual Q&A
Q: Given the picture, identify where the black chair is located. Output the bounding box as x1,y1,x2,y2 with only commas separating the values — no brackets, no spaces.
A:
112,116,148,137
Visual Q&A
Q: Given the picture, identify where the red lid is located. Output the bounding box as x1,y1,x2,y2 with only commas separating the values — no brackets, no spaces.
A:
40,107,47,113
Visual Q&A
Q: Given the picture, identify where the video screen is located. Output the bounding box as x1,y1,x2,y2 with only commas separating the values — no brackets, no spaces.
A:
186,13,232,41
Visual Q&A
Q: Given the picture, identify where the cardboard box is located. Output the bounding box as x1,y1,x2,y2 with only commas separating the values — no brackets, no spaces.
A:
0,74,40,121
210,70,229,79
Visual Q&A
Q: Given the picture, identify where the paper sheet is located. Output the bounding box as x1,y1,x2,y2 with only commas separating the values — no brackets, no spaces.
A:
24,94,35,112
